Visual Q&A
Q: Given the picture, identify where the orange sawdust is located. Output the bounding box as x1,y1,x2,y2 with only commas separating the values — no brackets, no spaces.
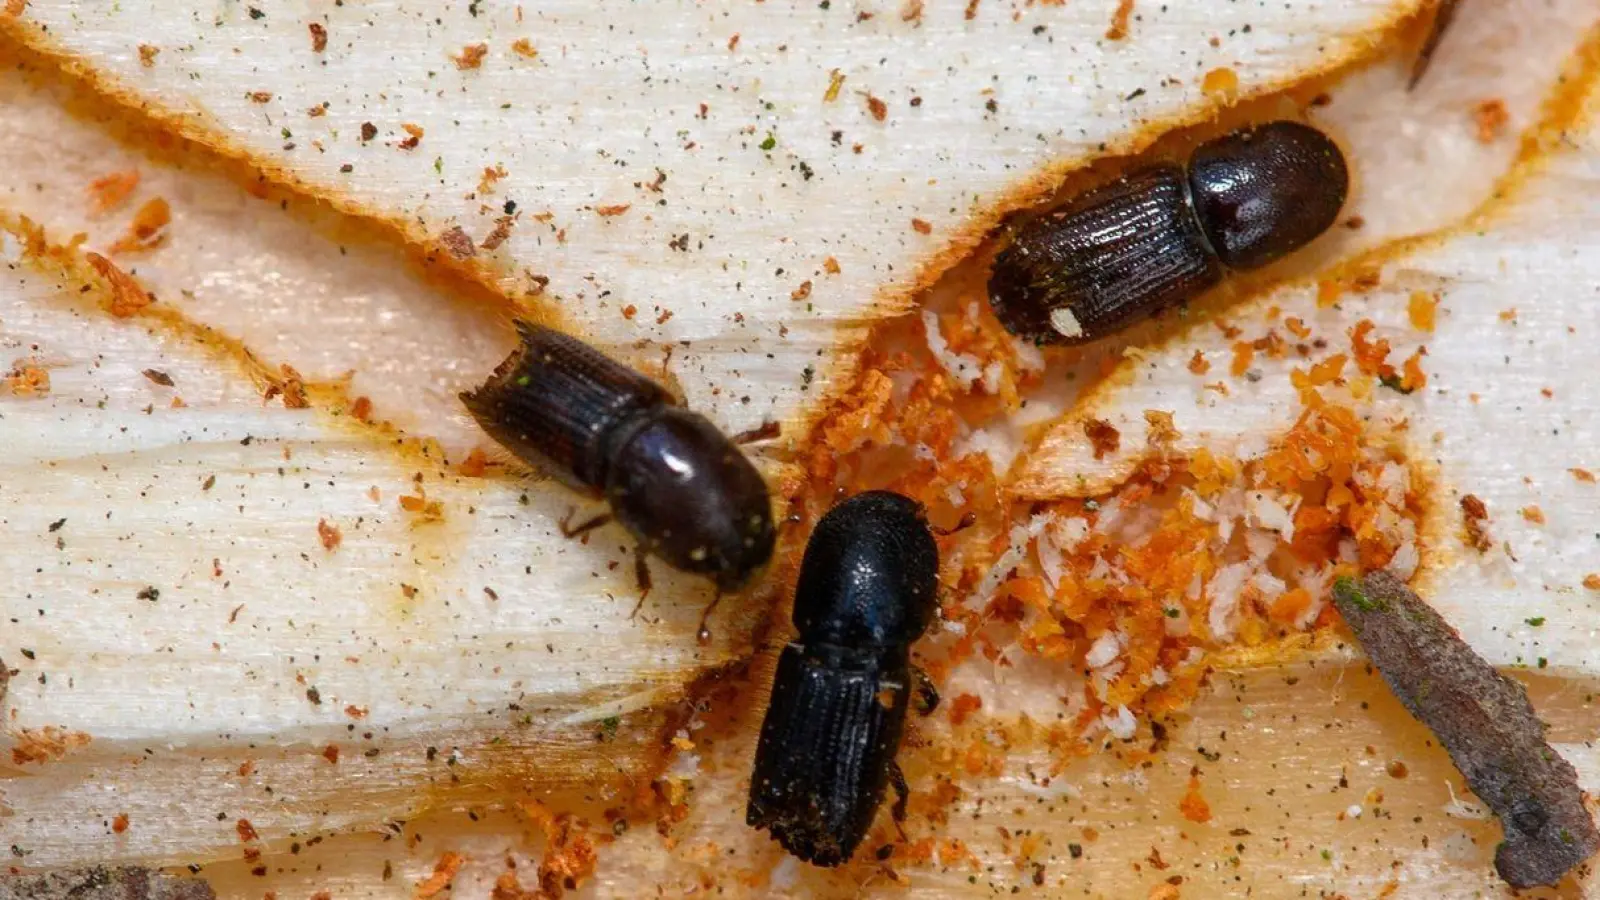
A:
266,364,310,409
1105,0,1135,40
517,800,599,898
1179,776,1212,823
978,390,1415,749
775,267,1423,875
1349,320,1391,377
1473,99,1510,143
86,170,140,216
1230,341,1255,377
317,519,342,552
1144,410,1180,447
1399,349,1428,393
1289,353,1347,402
414,851,465,899
399,486,444,522
108,197,171,254
6,360,50,396
459,447,491,477
86,252,155,316
11,726,92,765
1407,292,1438,332
1084,418,1121,460
1201,66,1239,98
948,693,983,726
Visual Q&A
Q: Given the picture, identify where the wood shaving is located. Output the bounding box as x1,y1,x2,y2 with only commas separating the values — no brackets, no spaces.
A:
108,197,171,254
86,252,154,316
1106,0,1135,40
317,518,342,551
11,725,92,765
414,852,466,899
453,43,489,70
86,170,140,216
1474,98,1510,143
440,225,476,259
1083,418,1121,460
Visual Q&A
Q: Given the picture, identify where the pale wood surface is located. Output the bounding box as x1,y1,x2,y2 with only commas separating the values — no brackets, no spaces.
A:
4,0,1599,897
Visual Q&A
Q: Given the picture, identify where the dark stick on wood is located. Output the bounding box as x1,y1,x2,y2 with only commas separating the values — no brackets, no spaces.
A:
0,867,215,900
1333,571,1599,888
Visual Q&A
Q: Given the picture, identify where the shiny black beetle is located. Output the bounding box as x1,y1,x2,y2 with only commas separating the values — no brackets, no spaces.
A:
461,321,777,628
747,490,941,866
988,120,1348,345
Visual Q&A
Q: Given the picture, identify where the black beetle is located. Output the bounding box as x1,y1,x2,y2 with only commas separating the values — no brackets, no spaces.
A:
988,120,1348,345
746,490,942,867
461,321,777,632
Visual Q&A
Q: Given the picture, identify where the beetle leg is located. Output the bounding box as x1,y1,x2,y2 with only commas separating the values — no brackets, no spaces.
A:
1409,0,1462,90
695,591,723,645
628,548,653,619
730,420,781,445
931,511,977,537
559,507,613,540
781,495,807,529
911,666,940,716
888,760,912,840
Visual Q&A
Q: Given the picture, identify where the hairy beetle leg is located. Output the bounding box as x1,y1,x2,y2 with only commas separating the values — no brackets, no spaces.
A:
560,507,613,540
695,591,724,645
628,548,653,619
888,760,912,840
912,666,940,716
731,420,781,445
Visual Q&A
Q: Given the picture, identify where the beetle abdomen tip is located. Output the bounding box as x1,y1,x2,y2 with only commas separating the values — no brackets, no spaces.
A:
988,166,1222,346
462,321,669,489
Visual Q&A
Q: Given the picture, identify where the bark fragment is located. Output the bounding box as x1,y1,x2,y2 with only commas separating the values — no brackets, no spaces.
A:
0,867,215,900
1333,571,1600,888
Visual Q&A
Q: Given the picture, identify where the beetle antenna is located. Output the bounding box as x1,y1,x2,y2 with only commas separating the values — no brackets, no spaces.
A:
629,548,653,619
696,590,723,645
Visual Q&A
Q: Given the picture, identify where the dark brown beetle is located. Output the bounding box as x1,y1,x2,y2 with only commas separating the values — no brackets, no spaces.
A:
461,322,776,634
988,120,1348,345
747,491,942,866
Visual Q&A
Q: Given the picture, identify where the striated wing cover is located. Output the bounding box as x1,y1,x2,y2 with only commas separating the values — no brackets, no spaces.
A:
747,644,907,867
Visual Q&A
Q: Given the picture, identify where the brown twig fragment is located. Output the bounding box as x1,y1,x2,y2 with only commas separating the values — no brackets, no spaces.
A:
1332,571,1599,888
0,867,214,900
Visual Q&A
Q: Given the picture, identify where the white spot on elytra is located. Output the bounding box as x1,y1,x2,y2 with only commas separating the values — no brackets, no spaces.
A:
1049,307,1084,339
